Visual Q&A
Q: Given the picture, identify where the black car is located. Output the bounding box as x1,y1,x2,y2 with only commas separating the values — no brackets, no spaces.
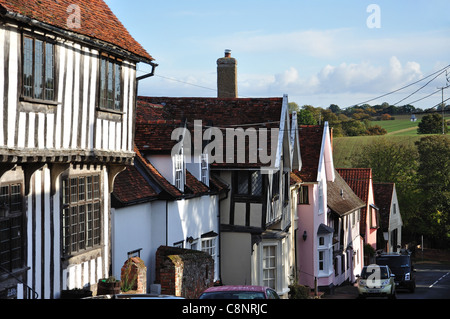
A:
376,252,416,292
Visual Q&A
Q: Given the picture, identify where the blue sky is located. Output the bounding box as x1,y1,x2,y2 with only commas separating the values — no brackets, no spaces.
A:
105,0,450,109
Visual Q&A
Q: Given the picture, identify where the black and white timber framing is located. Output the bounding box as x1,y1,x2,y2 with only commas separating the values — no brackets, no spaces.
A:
0,14,147,299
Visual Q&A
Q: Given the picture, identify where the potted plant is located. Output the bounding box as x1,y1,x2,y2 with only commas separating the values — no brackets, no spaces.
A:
97,276,121,296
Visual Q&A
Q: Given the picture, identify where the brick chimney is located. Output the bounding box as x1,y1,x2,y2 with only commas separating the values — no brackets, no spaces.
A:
217,49,237,98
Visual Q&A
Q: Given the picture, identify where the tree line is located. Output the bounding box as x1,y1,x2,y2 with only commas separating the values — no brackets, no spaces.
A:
351,136,450,249
289,102,449,137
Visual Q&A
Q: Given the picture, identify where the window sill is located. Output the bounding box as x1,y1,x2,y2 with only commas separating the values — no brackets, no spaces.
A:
20,96,60,106
96,107,125,115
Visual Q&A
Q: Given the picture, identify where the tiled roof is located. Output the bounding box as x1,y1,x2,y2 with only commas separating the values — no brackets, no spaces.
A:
336,168,373,237
135,96,284,167
336,168,372,204
112,164,159,206
0,0,153,62
292,125,324,182
373,183,394,231
112,146,229,206
327,170,365,216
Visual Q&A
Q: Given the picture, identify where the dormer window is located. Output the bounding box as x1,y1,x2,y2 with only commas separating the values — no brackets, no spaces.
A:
174,153,185,192
22,35,55,102
201,153,209,186
99,55,122,112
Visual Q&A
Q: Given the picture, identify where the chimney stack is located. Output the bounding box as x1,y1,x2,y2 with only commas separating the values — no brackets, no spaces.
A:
217,49,237,98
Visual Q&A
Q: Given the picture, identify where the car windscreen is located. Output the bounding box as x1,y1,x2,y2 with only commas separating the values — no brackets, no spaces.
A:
199,291,266,299
376,256,410,267
360,266,389,279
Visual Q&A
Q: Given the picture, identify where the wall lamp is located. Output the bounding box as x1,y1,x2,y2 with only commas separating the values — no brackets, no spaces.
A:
302,231,307,241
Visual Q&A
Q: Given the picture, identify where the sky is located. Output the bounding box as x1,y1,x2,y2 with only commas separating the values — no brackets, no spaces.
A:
105,0,450,110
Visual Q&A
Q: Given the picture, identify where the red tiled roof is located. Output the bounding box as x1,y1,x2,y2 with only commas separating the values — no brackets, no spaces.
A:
134,146,183,198
135,96,284,167
336,168,373,237
292,125,324,182
373,183,394,231
336,168,372,204
113,164,159,205
0,0,153,62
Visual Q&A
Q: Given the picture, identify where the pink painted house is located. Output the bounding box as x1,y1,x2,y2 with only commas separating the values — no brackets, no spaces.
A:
293,124,335,290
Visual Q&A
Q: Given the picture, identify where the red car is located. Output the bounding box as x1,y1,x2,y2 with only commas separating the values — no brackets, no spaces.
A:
198,285,280,299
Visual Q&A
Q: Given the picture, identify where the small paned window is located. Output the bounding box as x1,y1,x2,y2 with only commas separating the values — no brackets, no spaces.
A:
62,175,101,256
22,36,55,101
99,56,122,111
0,184,24,272
235,171,262,196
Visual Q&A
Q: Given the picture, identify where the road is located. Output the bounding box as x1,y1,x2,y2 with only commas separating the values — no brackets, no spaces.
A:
396,263,450,299
324,262,450,299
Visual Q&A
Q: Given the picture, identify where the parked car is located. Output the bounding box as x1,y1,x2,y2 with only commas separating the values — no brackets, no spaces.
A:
83,294,184,299
198,285,280,299
357,264,396,299
376,252,416,292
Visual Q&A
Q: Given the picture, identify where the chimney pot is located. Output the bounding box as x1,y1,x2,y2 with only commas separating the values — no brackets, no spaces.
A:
225,49,231,57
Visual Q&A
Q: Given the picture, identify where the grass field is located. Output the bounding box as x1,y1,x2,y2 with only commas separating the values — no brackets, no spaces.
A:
371,114,450,136
333,114,450,168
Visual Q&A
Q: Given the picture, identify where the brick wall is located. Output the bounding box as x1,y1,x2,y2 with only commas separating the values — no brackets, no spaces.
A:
155,246,214,299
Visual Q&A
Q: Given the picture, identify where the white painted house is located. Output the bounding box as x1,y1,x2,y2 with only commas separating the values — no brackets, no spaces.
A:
0,0,155,299
111,147,226,289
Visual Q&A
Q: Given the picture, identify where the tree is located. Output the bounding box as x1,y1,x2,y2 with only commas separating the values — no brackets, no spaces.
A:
341,120,367,136
297,109,317,125
415,136,450,247
352,138,419,236
418,113,448,134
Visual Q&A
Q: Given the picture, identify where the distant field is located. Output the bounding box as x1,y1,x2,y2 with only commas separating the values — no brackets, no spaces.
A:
371,114,450,136
333,114,450,167
332,135,424,168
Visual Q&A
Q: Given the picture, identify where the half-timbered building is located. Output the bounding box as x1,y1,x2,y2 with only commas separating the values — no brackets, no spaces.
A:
0,0,155,299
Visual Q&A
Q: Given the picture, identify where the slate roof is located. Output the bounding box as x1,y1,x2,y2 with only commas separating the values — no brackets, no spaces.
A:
135,96,284,168
373,183,394,232
291,125,324,183
0,0,153,62
327,170,365,216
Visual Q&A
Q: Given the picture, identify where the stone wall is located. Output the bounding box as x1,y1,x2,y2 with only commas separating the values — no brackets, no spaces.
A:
155,246,214,299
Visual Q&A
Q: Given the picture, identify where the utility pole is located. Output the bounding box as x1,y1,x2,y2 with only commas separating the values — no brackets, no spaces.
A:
438,71,450,134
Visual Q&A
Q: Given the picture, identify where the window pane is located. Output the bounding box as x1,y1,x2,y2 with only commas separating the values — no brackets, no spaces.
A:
107,61,114,109
78,177,85,202
34,40,44,100
100,59,107,108
44,42,54,100
23,37,33,98
237,172,248,194
114,63,121,110
251,171,262,196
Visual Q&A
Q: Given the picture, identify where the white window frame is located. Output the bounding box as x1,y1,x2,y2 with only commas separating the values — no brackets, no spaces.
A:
262,244,277,290
174,153,185,192
317,234,333,277
201,153,209,186
201,237,216,258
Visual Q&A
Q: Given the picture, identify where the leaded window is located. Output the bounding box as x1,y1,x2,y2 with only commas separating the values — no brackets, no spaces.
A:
0,184,24,272
22,36,55,101
99,56,122,111
62,175,101,256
